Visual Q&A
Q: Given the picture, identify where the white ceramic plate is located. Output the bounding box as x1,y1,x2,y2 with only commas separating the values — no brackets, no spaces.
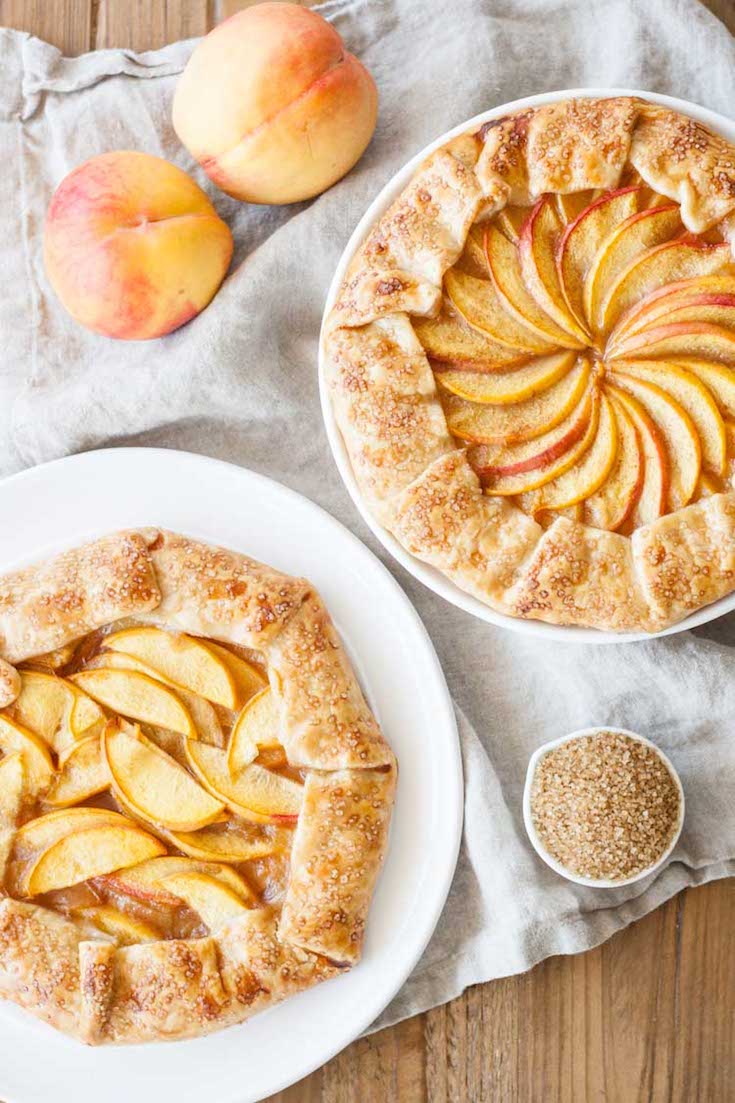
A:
319,87,735,644
0,448,462,1103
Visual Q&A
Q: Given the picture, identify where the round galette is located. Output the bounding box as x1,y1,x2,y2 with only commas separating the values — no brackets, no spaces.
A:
324,96,735,632
0,530,395,1044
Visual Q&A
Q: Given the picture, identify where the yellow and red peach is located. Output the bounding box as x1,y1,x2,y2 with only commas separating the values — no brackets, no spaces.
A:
172,2,378,205
44,151,233,340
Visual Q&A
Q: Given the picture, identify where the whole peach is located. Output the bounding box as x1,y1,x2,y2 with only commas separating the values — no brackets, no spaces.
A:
44,151,233,340
172,2,378,205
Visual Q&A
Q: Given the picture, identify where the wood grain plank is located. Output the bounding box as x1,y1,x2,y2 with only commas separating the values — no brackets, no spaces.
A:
95,0,209,50
0,0,92,53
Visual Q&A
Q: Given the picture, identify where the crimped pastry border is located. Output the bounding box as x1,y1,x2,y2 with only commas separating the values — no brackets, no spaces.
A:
322,95,735,633
0,529,396,1044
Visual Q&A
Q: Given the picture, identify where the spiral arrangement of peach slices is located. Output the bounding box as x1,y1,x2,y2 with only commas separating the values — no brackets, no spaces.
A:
0,627,304,944
414,180,735,532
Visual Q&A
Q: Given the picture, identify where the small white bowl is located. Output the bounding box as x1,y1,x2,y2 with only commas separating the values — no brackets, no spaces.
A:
523,726,685,888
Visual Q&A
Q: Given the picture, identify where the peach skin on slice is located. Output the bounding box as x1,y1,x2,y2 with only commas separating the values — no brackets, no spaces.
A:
611,359,726,475
436,350,575,404
518,196,589,342
610,321,735,365
609,371,700,510
556,186,640,329
444,268,554,353
584,396,644,531
599,238,733,334
583,205,682,333
185,740,303,825
606,276,735,348
554,190,601,225
516,392,618,512
468,385,594,477
413,302,531,371
103,854,252,906
607,384,668,528
443,356,591,444
478,389,601,496
484,224,585,349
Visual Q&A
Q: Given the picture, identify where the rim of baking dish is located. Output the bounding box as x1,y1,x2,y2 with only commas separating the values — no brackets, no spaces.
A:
318,87,735,644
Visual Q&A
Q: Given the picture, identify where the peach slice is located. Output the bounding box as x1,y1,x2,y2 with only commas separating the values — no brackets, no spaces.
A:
675,358,735,419
202,642,266,709
75,905,159,945
556,186,640,328
227,688,281,777
185,740,302,824
161,871,250,929
599,238,733,333
25,823,166,897
609,372,700,510
444,269,554,354
555,190,601,225
479,390,601,496
518,196,590,342
0,754,25,883
612,360,726,475
13,807,128,858
516,392,618,511
610,292,735,351
469,386,594,477
609,321,735,365
9,671,104,756
44,735,110,809
163,824,286,863
496,205,529,243
104,627,237,709
606,386,668,529
104,720,225,832
104,854,253,906
606,277,735,348
71,668,196,738
413,304,531,371
443,357,591,444
0,715,54,796
583,205,682,332
584,397,644,531
436,350,575,404
0,754,24,821
485,224,585,349
84,651,223,745
455,225,490,278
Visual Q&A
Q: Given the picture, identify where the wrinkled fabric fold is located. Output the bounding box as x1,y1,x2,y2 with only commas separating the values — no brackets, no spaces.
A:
0,0,733,1036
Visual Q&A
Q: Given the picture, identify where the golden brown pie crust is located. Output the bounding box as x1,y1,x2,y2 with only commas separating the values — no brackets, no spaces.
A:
323,96,735,632
0,530,396,1044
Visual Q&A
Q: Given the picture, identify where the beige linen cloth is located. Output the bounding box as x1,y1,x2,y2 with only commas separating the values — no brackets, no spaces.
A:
0,0,734,1033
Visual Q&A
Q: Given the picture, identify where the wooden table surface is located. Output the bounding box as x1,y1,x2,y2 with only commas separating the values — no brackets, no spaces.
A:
1,1,734,1099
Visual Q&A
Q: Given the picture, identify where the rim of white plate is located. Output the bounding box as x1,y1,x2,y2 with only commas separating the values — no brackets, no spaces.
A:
0,448,463,1103
319,87,735,645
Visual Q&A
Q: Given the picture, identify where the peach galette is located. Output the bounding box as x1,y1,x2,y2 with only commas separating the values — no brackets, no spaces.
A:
0,530,396,1044
324,96,735,632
